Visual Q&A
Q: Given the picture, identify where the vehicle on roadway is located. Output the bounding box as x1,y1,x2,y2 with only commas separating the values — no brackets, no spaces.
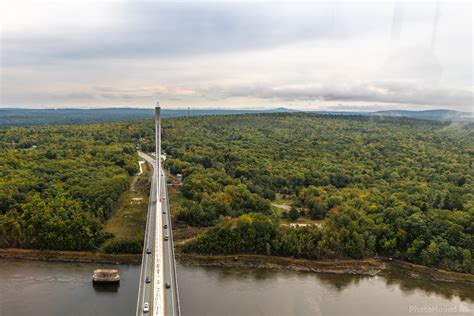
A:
146,276,151,283
143,302,149,313
163,210,166,214
164,235,169,241
146,248,151,254
165,282,171,289
164,224,168,229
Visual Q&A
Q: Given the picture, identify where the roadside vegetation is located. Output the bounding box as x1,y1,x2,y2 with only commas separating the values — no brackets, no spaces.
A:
162,113,474,274
101,161,151,254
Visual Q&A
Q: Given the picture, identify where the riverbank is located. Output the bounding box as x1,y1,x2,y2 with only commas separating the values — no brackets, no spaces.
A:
177,253,384,276
389,259,474,284
2,248,473,284
177,252,474,284
0,248,141,264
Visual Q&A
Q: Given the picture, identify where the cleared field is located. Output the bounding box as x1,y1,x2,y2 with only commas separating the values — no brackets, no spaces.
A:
102,161,151,241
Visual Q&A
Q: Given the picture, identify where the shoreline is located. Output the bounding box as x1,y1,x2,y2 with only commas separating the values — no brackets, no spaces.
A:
1,248,473,284
177,253,384,276
176,253,474,284
0,248,141,264
388,259,474,284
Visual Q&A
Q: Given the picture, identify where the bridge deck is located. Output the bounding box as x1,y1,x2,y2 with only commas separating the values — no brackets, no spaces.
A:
136,151,180,316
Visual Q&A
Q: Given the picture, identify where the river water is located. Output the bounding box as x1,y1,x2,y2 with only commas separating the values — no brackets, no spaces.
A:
0,259,473,316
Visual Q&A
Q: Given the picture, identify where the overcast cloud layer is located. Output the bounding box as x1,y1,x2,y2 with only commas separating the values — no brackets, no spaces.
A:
1,1,472,112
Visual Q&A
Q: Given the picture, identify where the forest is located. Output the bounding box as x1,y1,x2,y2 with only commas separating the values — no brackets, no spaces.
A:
0,122,154,251
161,113,474,273
0,113,472,273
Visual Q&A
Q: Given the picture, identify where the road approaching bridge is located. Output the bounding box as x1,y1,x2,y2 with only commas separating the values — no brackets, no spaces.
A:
136,104,180,316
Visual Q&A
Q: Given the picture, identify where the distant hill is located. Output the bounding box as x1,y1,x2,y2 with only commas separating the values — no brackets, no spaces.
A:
371,109,471,121
0,107,297,127
0,107,470,127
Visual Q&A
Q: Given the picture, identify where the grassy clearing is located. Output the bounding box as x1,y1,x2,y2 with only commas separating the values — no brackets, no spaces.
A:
271,193,294,216
271,194,325,227
102,161,151,241
168,187,326,244
274,193,294,205
271,204,288,216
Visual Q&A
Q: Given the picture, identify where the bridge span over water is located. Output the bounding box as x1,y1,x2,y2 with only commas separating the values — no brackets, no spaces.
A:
136,105,180,316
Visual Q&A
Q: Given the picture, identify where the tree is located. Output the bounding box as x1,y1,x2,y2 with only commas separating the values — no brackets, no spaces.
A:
421,240,440,266
443,191,464,211
407,239,425,263
307,197,326,219
288,207,299,221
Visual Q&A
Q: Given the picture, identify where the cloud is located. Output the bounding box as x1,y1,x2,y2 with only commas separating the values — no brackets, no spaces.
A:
0,1,472,111
218,80,473,107
1,2,341,64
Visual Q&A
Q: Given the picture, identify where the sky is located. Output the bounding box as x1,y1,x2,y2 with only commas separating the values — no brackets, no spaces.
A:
0,1,472,112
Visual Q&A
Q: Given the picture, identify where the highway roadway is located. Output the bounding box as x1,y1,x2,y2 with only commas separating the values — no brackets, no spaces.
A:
136,152,156,315
161,169,180,315
136,152,180,316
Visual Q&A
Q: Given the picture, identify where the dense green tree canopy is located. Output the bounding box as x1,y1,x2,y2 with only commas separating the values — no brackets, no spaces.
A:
1,113,472,273
0,122,152,250
160,113,473,273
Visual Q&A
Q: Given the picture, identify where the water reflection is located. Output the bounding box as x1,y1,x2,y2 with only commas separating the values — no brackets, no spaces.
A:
177,264,474,316
92,283,120,293
181,264,474,303
381,266,474,302
0,259,139,316
312,272,371,291
1,259,473,316
201,265,279,281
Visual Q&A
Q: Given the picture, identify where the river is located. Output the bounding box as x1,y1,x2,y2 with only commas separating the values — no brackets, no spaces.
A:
0,259,472,316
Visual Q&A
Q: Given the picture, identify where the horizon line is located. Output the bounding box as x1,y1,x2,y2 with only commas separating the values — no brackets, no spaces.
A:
0,106,465,113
